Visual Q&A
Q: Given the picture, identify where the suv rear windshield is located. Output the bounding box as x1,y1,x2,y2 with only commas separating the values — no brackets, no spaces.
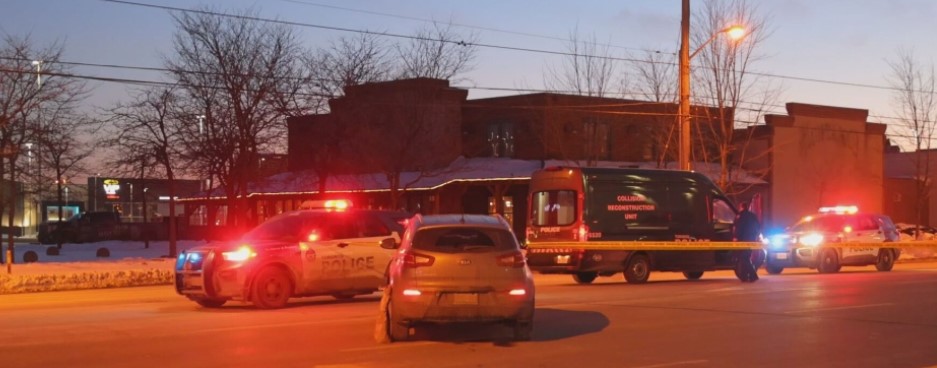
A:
530,190,577,226
412,227,517,253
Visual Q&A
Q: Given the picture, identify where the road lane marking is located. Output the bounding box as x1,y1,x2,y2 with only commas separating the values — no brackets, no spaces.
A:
785,303,894,314
631,360,709,368
341,341,435,353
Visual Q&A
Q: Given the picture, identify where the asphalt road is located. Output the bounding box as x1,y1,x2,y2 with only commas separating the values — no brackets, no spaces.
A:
2,263,936,368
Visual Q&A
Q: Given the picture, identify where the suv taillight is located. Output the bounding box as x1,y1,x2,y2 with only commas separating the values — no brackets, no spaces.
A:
402,251,435,268
497,251,526,268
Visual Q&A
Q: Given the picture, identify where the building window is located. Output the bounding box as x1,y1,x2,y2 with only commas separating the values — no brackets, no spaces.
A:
584,118,610,160
488,195,514,228
487,122,515,158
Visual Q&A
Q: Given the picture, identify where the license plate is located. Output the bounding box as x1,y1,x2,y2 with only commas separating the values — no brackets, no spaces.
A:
555,255,571,264
774,253,788,260
452,293,478,305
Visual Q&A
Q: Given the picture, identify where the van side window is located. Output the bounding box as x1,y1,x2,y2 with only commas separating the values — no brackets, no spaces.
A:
530,190,576,226
712,199,735,225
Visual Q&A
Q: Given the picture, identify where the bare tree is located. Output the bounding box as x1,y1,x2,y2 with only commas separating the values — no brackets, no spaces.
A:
166,7,308,231
887,48,937,235
348,84,467,210
104,87,187,256
0,35,85,264
40,108,94,249
308,33,394,103
544,27,618,98
395,22,478,81
691,0,779,193
631,49,680,167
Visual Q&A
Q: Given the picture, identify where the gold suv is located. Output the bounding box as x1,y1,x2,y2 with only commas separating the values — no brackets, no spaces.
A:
382,214,535,342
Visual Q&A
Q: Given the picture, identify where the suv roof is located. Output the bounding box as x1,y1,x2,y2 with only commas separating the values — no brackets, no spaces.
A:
410,214,510,229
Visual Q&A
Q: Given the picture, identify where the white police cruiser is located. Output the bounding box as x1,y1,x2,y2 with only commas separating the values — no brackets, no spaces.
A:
174,200,410,309
762,206,900,275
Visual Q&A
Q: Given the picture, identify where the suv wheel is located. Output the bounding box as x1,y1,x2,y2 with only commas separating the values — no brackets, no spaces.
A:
765,264,784,275
875,249,895,272
623,254,650,284
817,249,840,274
387,302,410,342
572,272,598,284
513,321,533,341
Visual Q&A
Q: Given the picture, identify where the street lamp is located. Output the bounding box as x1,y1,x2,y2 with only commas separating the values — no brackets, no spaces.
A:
197,115,205,135
31,60,43,227
678,0,746,171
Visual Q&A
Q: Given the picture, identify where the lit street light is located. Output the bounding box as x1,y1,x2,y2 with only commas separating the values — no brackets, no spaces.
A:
678,0,746,171
31,60,43,231
197,115,205,135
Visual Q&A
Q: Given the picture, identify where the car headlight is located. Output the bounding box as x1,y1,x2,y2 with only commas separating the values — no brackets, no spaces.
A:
798,233,824,247
222,245,256,262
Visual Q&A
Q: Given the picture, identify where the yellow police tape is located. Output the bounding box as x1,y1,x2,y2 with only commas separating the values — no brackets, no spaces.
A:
526,240,937,251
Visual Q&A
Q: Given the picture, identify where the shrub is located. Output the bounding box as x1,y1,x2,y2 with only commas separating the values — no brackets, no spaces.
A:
23,251,39,263
96,247,111,258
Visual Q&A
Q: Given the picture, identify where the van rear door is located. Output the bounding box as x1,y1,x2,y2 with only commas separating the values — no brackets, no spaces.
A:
528,189,579,242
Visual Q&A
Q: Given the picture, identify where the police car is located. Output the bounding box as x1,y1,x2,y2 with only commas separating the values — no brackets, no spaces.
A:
762,206,901,275
174,200,410,309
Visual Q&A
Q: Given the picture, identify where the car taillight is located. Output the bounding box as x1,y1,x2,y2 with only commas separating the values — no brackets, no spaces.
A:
497,251,526,268
509,289,527,296
402,251,435,268
222,245,256,262
402,289,422,296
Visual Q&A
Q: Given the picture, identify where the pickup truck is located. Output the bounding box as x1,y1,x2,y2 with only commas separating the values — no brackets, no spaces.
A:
37,211,122,244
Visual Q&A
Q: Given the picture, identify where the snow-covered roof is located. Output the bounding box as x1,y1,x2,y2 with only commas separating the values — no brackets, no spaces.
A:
237,157,766,197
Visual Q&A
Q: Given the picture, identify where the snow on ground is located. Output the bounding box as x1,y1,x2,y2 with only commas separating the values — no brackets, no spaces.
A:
0,240,207,295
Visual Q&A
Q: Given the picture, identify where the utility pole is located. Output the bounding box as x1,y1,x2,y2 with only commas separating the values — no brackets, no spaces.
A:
678,0,692,171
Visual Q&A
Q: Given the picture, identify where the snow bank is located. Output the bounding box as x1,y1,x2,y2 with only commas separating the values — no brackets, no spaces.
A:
0,240,205,295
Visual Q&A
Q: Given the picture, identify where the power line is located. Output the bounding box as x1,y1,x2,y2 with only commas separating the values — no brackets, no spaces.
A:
5,53,934,127
101,0,932,98
278,0,673,55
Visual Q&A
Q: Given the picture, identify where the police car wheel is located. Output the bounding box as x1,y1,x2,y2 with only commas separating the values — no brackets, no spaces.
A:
817,250,840,274
193,297,226,308
623,254,650,284
572,272,598,284
875,249,895,272
683,271,704,280
387,302,409,342
765,264,784,275
252,267,292,309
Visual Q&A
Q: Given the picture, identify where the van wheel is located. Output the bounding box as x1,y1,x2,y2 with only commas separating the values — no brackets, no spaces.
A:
387,301,410,342
624,254,650,284
875,249,895,272
683,271,704,280
572,272,598,284
765,264,784,275
817,249,840,274
251,267,292,309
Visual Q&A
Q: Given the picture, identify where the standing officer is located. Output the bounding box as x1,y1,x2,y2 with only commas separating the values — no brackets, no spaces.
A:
734,201,760,282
